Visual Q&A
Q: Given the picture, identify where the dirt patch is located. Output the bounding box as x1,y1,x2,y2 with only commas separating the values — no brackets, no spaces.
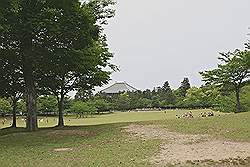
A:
123,124,250,166
124,124,210,144
47,130,95,137
53,148,73,152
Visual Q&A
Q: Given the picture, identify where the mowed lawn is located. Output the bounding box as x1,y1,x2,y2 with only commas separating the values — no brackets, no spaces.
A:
0,110,249,167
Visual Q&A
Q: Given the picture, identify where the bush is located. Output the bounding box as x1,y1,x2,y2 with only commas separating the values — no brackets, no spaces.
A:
91,99,112,113
37,96,58,115
0,98,11,115
70,101,97,117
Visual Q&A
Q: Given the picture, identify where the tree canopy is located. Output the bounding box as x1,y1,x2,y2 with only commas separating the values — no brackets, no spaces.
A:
200,48,250,113
0,0,116,130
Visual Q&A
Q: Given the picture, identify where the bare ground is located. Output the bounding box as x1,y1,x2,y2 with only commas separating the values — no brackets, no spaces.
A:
123,124,250,166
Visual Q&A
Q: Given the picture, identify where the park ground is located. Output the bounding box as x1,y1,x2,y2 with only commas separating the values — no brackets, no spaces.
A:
0,109,250,167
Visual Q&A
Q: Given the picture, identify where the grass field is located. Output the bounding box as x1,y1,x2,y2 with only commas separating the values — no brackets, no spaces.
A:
0,109,213,129
0,109,249,167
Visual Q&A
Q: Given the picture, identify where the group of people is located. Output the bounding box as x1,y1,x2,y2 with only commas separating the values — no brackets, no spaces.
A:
176,111,194,119
176,111,215,119
200,111,214,117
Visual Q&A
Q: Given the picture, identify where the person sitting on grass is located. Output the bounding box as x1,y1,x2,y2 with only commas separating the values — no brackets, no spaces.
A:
182,111,194,118
201,112,207,117
207,111,214,117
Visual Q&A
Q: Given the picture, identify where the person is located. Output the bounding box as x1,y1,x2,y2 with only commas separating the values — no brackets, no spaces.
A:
207,112,214,117
201,112,207,117
188,111,193,118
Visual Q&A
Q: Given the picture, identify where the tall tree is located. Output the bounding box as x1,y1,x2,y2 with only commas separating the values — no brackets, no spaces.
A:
0,51,24,128
37,0,116,127
0,0,55,131
162,81,171,92
178,78,191,98
159,81,175,105
200,48,250,113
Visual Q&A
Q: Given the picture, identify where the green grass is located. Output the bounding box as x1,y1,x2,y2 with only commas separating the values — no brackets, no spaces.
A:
0,109,214,129
0,124,160,167
0,110,249,167
150,111,250,142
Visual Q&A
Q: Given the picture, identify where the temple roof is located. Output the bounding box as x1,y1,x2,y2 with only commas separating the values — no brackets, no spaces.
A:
101,82,138,94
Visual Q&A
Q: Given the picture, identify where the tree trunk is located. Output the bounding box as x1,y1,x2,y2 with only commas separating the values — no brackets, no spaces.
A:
57,94,64,127
11,99,17,128
23,62,38,131
22,37,38,131
20,3,38,131
235,87,241,113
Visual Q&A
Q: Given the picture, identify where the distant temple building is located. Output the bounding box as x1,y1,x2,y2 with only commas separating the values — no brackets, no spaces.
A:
101,82,138,95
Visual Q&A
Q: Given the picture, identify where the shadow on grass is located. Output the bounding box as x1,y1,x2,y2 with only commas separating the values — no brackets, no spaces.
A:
0,121,134,138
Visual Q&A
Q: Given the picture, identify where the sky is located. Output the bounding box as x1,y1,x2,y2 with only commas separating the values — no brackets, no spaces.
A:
72,0,250,97
94,0,250,92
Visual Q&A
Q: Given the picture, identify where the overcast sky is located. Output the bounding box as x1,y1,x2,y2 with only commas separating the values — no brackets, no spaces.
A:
96,0,250,92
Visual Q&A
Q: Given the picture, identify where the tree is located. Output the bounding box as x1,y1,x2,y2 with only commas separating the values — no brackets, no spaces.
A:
37,96,58,115
200,48,250,113
0,51,24,128
240,84,250,112
70,101,96,118
0,0,116,130
0,0,49,131
114,93,131,111
178,78,191,98
159,81,176,105
142,89,152,99
136,98,152,109
17,100,26,115
37,0,116,127
162,81,171,92
92,99,111,114
0,98,11,115
75,89,94,101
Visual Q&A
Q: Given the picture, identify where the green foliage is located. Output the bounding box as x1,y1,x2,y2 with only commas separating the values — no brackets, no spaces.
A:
241,85,250,111
136,98,152,109
181,86,220,108
75,89,94,101
70,101,97,116
183,87,205,107
114,93,131,111
91,99,112,113
17,100,26,114
157,81,176,105
215,95,235,113
37,0,116,97
37,96,58,114
0,0,116,129
177,78,191,98
201,48,249,112
215,84,250,113
0,98,11,113
201,50,249,88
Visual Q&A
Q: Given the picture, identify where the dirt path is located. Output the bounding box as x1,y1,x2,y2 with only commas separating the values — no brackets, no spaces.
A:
123,124,250,166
